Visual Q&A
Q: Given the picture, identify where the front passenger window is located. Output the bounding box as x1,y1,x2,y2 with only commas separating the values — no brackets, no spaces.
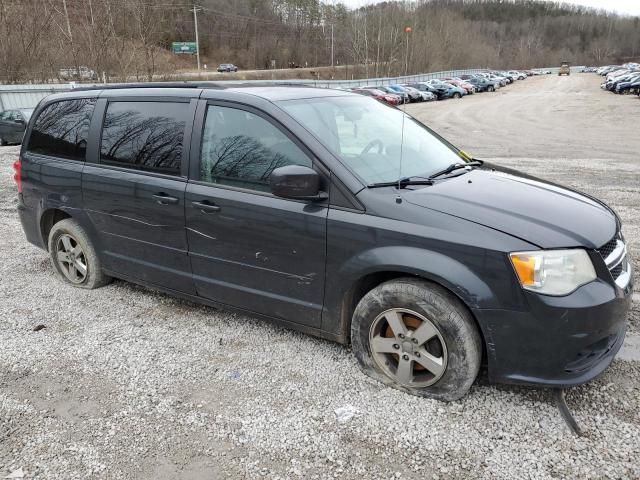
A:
200,106,312,192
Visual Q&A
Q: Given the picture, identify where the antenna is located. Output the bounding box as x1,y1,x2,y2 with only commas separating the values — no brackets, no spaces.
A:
397,93,406,196
397,26,412,200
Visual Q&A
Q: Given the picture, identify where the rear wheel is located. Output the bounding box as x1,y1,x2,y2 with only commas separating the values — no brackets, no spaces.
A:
453,92,462,99
351,278,482,401
48,219,111,289
0,137,7,146
488,85,495,92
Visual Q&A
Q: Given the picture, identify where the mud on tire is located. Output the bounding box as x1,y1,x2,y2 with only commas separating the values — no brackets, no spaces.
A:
48,218,112,289
351,278,482,401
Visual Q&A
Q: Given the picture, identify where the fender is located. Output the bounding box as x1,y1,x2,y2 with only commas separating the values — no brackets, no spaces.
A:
321,245,530,342
343,246,495,307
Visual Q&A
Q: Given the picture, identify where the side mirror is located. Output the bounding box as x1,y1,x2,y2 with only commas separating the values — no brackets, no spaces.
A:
270,165,327,201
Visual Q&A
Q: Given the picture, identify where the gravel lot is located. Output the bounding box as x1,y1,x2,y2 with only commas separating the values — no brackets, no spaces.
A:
1,73,639,479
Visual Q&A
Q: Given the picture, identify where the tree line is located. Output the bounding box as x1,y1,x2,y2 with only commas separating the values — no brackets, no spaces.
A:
1,0,638,83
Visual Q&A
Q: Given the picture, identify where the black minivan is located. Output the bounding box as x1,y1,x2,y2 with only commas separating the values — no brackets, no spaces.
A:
14,84,633,401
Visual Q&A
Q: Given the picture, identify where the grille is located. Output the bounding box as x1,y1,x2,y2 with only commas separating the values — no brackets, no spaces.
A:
610,262,624,279
596,235,618,259
596,230,630,289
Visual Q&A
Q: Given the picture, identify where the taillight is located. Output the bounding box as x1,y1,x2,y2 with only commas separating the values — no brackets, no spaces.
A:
13,157,22,193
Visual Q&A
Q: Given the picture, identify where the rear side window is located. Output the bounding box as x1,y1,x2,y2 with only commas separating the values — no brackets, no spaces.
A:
27,99,95,161
100,101,188,176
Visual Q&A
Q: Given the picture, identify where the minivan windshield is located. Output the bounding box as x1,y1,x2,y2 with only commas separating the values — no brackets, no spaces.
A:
278,96,465,185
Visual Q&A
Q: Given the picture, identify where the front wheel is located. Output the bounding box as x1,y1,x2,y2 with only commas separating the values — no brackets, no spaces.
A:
453,92,462,99
351,278,482,401
48,219,112,289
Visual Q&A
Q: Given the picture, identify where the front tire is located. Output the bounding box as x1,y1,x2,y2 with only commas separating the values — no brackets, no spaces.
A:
351,278,482,401
48,219,111,289
453,92,462,99
0,137,7,146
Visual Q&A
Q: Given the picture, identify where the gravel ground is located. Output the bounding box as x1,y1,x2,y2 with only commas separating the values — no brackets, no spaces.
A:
1,73,639,479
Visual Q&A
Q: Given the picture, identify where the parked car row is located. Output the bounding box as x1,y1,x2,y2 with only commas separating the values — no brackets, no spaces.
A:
350,70,533,106
594,63,640,95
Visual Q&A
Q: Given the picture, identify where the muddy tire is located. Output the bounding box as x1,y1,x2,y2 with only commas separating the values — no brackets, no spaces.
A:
351,278,482,401
48,218,112,289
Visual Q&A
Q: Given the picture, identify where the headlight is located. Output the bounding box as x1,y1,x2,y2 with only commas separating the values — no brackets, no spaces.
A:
509,249,596,296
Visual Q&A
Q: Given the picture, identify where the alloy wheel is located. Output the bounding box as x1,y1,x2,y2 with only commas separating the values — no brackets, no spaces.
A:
369,308,448,387
55,234,88,284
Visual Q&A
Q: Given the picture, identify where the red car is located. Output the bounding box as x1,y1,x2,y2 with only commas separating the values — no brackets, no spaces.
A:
353,88,401,106
444,78,475,94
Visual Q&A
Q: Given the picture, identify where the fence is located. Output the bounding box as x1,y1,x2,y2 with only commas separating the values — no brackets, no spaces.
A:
0,68,488,111
0,84,76,111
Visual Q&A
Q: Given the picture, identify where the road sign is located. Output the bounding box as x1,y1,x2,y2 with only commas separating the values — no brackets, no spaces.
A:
172,42,197,55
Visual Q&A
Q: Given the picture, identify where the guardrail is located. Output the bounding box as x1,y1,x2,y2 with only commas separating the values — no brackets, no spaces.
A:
0,68,487,110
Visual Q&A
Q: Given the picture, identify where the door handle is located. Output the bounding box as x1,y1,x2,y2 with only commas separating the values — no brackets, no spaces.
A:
152,193,179,205
192,201,221,213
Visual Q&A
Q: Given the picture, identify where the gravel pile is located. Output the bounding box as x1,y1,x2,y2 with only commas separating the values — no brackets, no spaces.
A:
1,74,639,479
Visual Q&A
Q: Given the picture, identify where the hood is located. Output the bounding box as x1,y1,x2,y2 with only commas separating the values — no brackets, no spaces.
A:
402,167,617,249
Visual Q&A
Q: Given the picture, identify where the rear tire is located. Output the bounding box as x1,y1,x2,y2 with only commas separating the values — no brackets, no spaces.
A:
453,92,462,99
488,85,495,92
0,137,7,146
48,219,112,289
351,278,482,401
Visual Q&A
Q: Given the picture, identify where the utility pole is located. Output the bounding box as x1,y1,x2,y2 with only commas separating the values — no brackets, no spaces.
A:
192,5,201,71
331,24,334,67
61,0,79,78
404,26,412,76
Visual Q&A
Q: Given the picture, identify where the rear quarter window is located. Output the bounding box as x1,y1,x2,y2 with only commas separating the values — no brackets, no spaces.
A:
27,99,96,161
99,101,188,176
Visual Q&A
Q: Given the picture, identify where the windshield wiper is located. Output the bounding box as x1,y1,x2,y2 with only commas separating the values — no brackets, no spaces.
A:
367,176,434,189
428,159,483,180
367,159,483,189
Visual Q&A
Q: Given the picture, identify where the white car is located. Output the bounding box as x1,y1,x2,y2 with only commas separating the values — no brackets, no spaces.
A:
508,70,527,80
58,66,97,81
420,91,437,101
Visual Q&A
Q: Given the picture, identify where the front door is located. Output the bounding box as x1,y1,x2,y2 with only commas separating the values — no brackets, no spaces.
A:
82,99,196,294
185,103,328,327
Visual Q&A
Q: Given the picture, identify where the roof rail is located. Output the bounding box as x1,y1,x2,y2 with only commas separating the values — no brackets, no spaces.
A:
70,81,226,92
214,81,321,88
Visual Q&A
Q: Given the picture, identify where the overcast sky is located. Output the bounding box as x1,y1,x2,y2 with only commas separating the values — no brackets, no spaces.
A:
339,0,640,16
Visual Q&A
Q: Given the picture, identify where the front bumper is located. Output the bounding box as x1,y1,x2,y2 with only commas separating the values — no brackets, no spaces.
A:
475,275,633,387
